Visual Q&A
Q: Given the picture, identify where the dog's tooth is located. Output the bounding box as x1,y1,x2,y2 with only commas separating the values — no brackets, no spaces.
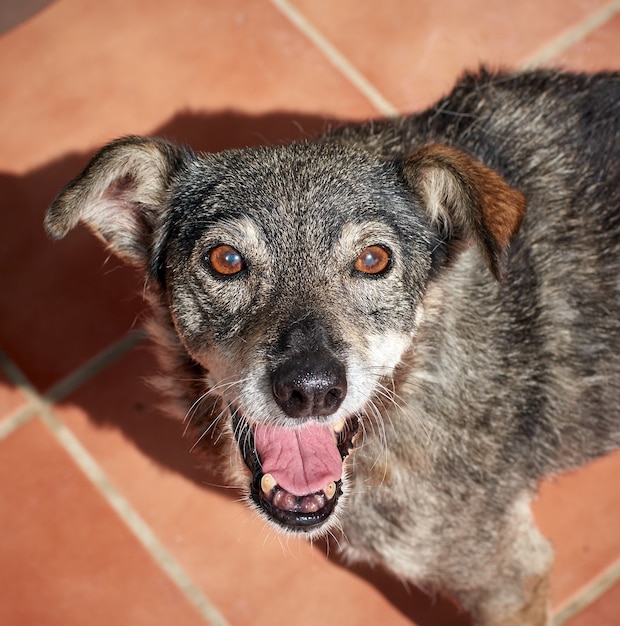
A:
324,481,337,500
334,419,346,434
261,473,278,495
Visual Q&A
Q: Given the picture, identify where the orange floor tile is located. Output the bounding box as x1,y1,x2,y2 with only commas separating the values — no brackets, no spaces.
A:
0,1,619,625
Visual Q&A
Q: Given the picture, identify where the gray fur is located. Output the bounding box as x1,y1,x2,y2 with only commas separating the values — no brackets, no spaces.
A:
45,67,620,626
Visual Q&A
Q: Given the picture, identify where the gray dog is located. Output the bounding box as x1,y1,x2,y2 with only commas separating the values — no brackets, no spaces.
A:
45,68,620,626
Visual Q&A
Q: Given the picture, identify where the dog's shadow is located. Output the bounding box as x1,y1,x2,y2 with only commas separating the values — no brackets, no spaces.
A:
1,108,470,626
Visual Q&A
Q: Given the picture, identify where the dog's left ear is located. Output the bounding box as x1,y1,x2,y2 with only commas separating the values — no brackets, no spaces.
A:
45,136,190,267
401,144,526,280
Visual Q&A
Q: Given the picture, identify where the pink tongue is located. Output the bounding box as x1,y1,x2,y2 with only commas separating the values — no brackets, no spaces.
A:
254,422,342,496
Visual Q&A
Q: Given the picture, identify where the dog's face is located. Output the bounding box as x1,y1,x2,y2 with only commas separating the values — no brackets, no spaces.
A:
45,136,524,536
159,144,436,533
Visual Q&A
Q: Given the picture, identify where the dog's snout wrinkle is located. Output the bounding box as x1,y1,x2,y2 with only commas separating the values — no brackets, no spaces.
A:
272,353,347,419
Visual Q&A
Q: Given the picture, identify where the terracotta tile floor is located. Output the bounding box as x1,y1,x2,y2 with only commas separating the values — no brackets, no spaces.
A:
0,1,619,624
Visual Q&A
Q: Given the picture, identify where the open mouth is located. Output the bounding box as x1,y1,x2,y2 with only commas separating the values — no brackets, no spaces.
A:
233,411,358,531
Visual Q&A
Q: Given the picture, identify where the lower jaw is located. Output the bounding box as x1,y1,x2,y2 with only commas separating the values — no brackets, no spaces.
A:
250,474,342,531
232,410,358,532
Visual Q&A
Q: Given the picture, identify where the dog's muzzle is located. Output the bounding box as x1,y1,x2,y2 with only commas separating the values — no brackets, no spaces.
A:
233,411,358,530
233,348,358,531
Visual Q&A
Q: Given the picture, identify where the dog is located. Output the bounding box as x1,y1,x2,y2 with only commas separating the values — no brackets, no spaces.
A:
45,67,620,626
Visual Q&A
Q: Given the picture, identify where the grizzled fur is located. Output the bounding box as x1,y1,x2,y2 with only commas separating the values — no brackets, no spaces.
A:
45,68,620,626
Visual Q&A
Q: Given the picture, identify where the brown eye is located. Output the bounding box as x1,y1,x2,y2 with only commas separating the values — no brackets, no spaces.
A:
354,245,391,275
207,245,245,276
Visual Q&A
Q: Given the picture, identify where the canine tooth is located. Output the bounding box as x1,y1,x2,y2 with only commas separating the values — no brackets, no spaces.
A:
261,473,277,495
324,481,337,500
334,419,346,434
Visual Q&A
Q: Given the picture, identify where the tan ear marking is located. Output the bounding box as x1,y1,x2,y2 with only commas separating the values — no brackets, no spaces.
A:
403,143,526,279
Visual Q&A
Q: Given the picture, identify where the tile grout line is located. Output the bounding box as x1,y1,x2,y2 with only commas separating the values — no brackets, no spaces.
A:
269,0,399,117
552,557,620,625
0,347,45,439
0,346,45,404
520,0,620,68
0,328,146,440
0,404,39,441
0,344,230,626
38,406,230,626
273,0,620,113
43,327,147,404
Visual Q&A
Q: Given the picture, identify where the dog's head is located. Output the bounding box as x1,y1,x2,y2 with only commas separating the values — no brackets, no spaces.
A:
45,136,524,536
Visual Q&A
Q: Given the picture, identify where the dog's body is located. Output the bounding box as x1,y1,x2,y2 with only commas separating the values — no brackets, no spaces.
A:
46,68,620,625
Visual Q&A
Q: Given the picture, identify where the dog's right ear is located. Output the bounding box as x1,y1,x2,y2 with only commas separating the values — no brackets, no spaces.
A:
45,136,190,267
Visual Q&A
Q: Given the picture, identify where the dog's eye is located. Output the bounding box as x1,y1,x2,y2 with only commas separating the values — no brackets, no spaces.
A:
354,245,391,275
207,244,245,276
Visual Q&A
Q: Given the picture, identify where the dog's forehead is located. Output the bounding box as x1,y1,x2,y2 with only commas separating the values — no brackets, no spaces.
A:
186,142,406,227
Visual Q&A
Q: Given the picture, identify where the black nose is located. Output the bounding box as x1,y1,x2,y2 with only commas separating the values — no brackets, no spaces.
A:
272,352,347,419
